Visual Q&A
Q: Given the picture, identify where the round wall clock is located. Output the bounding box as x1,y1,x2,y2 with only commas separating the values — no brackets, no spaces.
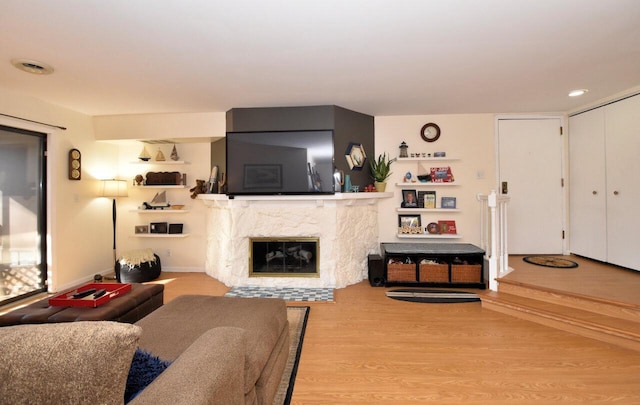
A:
420,123,441,142
68,148,81,180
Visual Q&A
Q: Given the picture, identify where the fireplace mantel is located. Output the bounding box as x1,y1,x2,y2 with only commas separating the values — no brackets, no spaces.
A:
198,192,392,288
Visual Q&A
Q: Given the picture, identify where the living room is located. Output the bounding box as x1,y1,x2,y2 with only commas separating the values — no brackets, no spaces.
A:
1,1,640,402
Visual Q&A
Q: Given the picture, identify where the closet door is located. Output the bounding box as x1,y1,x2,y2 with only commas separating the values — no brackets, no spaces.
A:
569,108,607,261
605,94,640,271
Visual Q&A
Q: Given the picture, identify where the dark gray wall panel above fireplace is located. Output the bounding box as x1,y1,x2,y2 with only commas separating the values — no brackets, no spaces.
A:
225,105,374,190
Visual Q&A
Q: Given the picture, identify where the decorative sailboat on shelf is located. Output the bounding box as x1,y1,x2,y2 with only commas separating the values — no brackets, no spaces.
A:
143,191,170,210
155,147,166,161
138,146,151,161
170,144,179,161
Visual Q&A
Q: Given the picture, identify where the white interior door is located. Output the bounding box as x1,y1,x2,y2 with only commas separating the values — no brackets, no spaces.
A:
568,109,607,261
498,118,564,255
604,95,640,270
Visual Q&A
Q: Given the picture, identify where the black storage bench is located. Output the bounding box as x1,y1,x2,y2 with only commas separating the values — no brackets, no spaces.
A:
380,243,486,289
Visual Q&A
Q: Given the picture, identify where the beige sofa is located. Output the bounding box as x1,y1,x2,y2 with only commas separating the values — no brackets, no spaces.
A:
0,295,289,405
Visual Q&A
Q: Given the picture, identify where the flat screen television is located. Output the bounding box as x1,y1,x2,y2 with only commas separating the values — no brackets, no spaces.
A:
226,130,335,196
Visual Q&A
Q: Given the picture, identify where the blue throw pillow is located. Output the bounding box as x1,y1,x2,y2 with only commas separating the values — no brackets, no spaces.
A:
125,348,172,403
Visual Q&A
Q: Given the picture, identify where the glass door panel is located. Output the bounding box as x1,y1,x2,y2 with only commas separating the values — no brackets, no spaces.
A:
0,125,47,306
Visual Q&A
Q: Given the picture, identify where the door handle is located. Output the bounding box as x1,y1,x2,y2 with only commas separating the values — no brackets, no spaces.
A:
501,181,508,194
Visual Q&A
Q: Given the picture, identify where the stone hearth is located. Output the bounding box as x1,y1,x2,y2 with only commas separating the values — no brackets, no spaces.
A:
199,193,391,288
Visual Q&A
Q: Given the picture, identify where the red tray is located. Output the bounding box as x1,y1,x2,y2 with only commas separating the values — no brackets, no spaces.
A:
49,283,131,308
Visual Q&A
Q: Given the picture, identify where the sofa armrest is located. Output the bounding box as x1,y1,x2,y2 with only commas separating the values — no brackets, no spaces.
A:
130,327,247,405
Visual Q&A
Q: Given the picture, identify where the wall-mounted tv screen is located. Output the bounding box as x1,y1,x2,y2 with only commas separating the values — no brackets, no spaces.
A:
226,130,335,196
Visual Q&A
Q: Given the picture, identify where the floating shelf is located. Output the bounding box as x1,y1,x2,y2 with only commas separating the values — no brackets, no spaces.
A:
396,157,459,162
396,234,462,239
132,234,190,238
130,160,188,165
133,185,188,189
130,209,190,214
396,182,460,187
396,208,461,213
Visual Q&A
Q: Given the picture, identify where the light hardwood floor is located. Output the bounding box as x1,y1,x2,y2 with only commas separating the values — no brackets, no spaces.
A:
151,259,640,404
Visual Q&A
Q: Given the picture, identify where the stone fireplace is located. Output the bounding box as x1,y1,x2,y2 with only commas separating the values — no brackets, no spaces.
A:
199,193,391,288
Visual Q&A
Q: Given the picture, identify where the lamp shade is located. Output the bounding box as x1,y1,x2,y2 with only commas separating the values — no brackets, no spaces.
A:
100,179,128,198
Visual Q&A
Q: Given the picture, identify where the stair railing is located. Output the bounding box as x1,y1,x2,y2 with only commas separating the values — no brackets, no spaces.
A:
477,190,511,291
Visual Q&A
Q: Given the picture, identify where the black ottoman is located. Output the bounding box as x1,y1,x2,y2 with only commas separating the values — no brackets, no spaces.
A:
115,253,161,283
0,283,164,326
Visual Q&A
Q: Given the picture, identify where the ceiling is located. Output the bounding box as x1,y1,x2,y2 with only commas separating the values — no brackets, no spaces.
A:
1,0,639,117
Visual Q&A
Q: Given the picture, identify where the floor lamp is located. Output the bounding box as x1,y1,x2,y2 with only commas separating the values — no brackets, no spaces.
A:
101,179,128,264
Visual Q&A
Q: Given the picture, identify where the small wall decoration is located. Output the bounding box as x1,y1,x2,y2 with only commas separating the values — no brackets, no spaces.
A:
441,197,457,209
345,142,366,170
426,222,439,234
68,148,81,180
170,144,179,161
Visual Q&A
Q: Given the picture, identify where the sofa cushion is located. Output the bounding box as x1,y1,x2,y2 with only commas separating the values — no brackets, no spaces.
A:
135,295,288,395
0,321,141,405
125,348,172,403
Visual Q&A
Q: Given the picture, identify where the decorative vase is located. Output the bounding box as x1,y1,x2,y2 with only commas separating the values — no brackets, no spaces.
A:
375,181,387,192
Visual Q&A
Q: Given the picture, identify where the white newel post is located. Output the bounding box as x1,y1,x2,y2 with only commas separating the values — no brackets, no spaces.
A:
477,190,511,291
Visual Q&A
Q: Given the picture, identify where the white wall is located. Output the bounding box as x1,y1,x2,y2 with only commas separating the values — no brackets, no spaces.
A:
0,89,119,292
374,114,496,246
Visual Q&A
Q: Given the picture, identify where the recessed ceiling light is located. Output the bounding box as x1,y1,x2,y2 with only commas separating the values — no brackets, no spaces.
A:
11,59,54,75
568,89,588,97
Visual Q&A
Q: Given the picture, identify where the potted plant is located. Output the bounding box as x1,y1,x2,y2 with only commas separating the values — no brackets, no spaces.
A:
370,153,395,192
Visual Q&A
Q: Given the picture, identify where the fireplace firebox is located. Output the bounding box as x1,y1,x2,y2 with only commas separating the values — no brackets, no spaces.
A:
250,237,319,277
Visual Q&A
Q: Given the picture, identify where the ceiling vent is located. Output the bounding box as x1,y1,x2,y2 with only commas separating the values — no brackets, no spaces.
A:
11,59,54,75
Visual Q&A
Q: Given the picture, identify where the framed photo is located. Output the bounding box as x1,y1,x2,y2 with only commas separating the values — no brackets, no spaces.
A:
430,166,454,183
398,214,423,234
398,214,421,228
438,220,457,234
423,191,436,209
134,225,149,234
243,164,282,189
441,196,457,209
401,189,419,208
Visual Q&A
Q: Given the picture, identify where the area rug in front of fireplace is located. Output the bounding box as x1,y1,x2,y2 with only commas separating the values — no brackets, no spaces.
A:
225,286,334,302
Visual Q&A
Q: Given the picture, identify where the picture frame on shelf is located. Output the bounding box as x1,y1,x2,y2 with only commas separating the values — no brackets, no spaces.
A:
430,166,454,183
398,214,423,234
441,196,457,209
423,191,436,208
401,189,419,208
135,225,149,234
438,220,457,234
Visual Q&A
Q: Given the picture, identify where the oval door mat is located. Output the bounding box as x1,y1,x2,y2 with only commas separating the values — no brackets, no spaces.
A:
523,256,579,268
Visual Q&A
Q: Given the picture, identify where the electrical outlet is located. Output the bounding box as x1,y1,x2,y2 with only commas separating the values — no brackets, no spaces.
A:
166,249,171,257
